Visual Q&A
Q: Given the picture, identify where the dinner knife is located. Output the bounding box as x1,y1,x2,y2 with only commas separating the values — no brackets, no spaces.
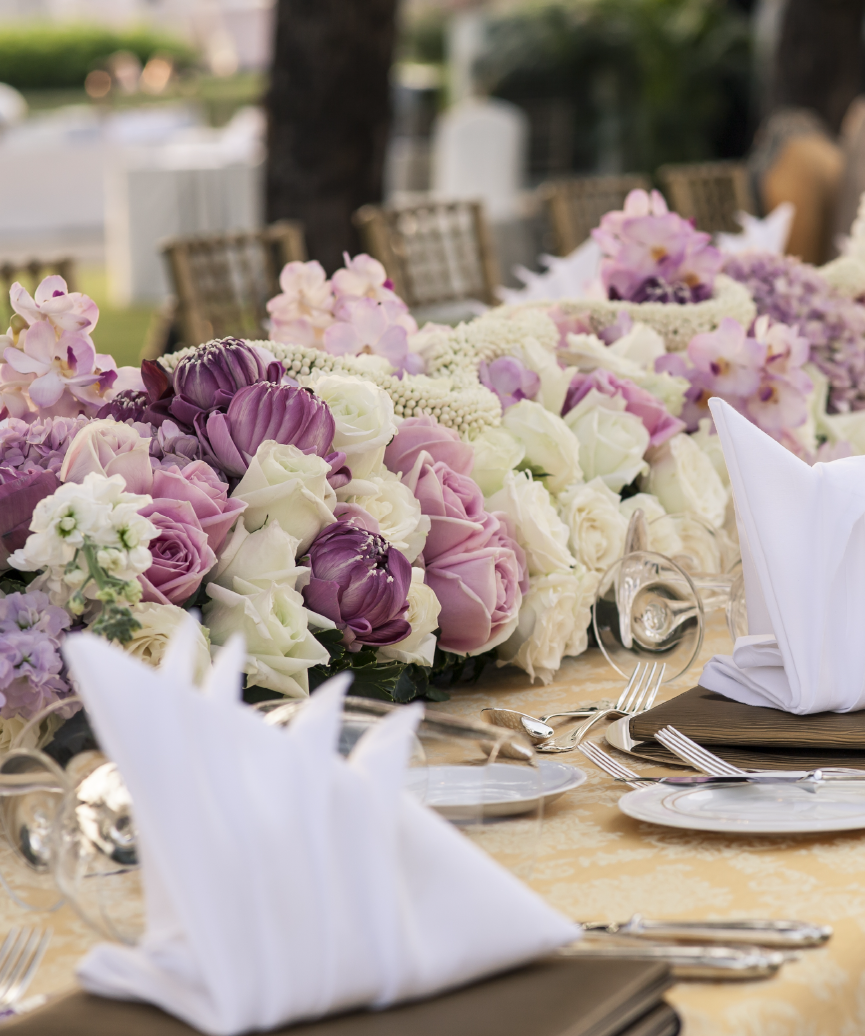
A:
578,915,832,948
613,772,865,786
560,939,789,979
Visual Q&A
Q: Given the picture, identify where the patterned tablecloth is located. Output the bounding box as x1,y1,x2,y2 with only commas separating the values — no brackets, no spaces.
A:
4,614,864,1036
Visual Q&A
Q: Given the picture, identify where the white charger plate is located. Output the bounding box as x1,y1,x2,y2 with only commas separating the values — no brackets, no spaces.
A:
405,760,586,819
619,780,865,834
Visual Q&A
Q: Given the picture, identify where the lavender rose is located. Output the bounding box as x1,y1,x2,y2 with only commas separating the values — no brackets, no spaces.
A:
302,517,411,649
402,450,491,561
150,461,245,554
59,418,154,494
138,497,217,605
384,414,475,477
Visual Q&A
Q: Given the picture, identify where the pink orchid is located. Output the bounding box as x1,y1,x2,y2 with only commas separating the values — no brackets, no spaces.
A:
0,277,117,419
323,297,424,376
687,318,765,398
266,260,336,346
478,355,540,410
745,374,810,433
332,253,417,334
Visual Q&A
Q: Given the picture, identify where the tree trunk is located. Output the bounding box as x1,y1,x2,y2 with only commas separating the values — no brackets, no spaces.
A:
265,0,398,273
770,0,865,134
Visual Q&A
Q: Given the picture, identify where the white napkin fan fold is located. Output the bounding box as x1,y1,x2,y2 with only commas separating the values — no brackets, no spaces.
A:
63,624,576,1036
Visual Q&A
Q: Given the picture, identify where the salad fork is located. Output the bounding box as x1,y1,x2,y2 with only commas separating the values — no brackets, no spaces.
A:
577,740,655,788
0,927,51,1012
654,726,746,777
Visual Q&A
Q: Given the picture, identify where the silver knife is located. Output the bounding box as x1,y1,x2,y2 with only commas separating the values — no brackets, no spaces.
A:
614,772,865,786
560,939,789,979
578,915,832,948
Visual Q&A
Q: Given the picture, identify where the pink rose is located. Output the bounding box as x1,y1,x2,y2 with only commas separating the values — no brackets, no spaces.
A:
425,517,523,655
150,461,245,554
138,498,217,606
563,369,686,447
384,415,474,477
402,451,490,561
59,418,153,494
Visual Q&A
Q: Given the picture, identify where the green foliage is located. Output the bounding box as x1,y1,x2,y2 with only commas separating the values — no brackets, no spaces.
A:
0,24,197,91
399,10,447,65
478,0,753,172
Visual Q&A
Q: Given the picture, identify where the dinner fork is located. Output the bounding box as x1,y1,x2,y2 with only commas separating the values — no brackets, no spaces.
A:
654,726,747,777
539,661,654,724
577,741,655,789
0,927,51,1011
535,663,666,753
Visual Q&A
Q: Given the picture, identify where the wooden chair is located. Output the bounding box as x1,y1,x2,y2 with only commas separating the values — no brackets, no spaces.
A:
353,200,499,309
539,174,652,256
159,221,307,351
657,161,754,234
0,258,76,326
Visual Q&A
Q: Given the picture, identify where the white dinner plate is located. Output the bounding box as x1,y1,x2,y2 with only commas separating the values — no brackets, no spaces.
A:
619,780,865,834
405,760,586,820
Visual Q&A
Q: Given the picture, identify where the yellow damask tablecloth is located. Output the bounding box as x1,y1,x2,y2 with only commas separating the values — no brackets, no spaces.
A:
4,614,864,1036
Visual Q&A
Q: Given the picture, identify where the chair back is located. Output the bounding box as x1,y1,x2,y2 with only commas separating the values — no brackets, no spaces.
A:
657,161,754,234
353,200,499,308
161,221,306,348
0,258,76,326
539,174,651,256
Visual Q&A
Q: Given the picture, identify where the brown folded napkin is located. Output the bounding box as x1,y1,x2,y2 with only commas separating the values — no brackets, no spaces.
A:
628,686,865,770
3,957,676,1036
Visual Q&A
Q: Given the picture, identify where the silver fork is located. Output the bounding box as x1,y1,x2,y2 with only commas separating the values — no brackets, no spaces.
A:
0,927,51,1011
577,741,654,788
536,663,666,753
540,662,651,724
654,726,747,776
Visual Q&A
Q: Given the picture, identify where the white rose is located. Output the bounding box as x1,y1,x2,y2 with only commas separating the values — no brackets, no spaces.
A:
690,418,730,488
376,568,441,666
607,322,666,369
208,519,306,594
563,390,650,492
642,433,728,529
118,602,212,685
497,566,598,683
310,373,397,479
502,399,582,494
231,441,335,553
487,470,575,576
515,336,578,414
469,426,525,496
203,582,329,697
619,492,666,523
349,470,430,563
558,477,627,572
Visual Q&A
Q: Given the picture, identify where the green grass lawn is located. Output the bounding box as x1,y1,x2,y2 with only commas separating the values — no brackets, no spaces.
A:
77,265,157,369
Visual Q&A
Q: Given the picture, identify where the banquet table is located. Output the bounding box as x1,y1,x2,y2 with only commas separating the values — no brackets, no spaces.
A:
3,614,864,1036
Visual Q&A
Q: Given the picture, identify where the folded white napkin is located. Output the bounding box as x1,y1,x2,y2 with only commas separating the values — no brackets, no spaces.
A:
715,203,795,256
62,623,577,1036
700,397,865,713
497,239,603,303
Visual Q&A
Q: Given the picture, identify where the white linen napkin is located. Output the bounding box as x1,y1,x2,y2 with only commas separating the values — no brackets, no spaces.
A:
62,624,577,1036
715,203,795,256
699,397,865,713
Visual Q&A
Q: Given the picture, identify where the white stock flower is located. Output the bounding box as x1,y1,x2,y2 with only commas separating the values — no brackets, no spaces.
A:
558,477,627,573
487,470,575,576
119,602,212,685
563,390,650,492
204,582,330,698
502,399,582,494
231,441,335,553
642,432,728,529
208,519,306,594
309,372,397,479
690,418,730,488
469,426,525,497
376,568,441,666
348,470,429,563
497,566,598,683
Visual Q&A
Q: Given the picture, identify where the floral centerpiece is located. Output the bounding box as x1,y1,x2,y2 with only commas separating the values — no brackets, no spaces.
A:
5,189,865,760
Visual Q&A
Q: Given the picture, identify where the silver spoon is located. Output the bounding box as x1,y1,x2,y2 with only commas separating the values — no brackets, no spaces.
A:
481,708,555,742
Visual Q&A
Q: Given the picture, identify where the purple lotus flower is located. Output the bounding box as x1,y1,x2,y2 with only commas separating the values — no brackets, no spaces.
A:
593,189,723,304
0,414,89,477
199,382,338,479
563,369,686,447
170,338,282,426
478,355,541,410
302,517,411,650
97,389,149,422
0,591,73,719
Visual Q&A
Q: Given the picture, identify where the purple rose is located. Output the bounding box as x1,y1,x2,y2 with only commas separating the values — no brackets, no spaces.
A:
563,369,686,447
0,469,59,558
0,591,73,719
302,517,411,650
150,461,246,554
138,498,217,606
478,355,540,411
170,338,282,426
198,383,337,479
384,415,474,477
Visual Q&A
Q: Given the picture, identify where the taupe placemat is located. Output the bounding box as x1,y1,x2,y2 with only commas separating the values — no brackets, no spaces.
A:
628,686,865,770
4,957,676,1036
